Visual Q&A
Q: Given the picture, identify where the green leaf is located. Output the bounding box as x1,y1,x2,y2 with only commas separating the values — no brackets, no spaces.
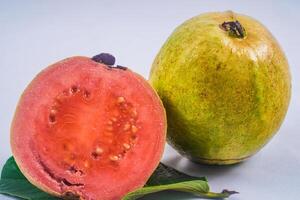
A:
146,163,207,186
123,163,237,200
0,179,60,200
1,157,26,180
0,157,60,200
123,180,209,200
0,157,237,200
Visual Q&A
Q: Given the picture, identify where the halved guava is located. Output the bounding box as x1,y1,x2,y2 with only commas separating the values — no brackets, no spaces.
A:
11,54,166,200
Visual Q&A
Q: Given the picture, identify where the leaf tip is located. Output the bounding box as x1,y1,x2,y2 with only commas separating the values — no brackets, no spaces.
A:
222,189,239,196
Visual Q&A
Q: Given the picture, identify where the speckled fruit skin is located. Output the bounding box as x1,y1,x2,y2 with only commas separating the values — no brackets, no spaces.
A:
11,56,166,200
149,11,291,165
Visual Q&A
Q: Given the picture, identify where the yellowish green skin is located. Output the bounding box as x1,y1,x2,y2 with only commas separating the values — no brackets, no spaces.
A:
149,11,291,165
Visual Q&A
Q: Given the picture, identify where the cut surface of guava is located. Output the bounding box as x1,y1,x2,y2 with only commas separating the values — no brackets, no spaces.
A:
11,56,166,200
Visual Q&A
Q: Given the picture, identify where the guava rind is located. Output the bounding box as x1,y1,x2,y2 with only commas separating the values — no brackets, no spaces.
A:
150,11,291,165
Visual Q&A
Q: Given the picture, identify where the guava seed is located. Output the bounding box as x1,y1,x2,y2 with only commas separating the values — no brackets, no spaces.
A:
109,155,119,161
117,96,125,104
131,125,138,133
123,143,131,150
50,109,57,115
123,123,130,131
95,147,103,154
91,146,103,160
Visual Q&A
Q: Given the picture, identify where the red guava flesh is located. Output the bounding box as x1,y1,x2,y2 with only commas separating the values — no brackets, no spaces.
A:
10,56,166,200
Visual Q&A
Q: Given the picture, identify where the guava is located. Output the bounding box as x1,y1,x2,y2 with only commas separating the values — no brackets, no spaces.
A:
149,11,291,165
11,53,167,200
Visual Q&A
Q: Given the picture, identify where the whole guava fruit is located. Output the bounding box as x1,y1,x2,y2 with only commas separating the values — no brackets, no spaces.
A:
149,11,291,165
11,53,166,200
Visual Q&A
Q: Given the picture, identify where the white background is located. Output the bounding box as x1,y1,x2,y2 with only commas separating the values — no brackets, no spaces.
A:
1,1,299,200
